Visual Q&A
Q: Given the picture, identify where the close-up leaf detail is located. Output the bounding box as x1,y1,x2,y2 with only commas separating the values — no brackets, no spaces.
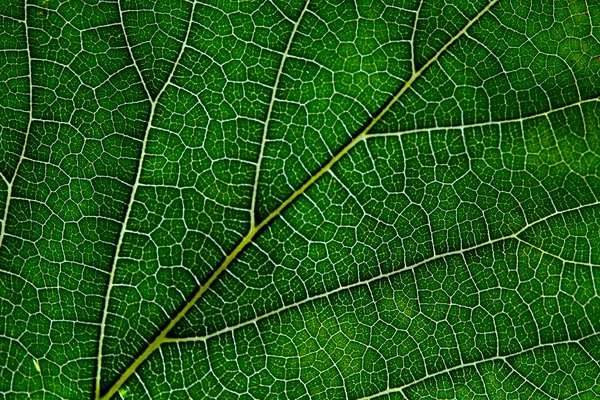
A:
1,0,600,398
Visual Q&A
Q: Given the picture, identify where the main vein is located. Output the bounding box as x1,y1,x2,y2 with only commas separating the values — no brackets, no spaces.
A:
99,1,500,398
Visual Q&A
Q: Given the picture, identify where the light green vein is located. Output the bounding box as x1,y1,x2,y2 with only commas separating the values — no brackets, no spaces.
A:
250,0,310,228
0,10,33,249
94,0,196,398
357,333,600,400
167,200,600,344
99,1,500,398
367,97,600,139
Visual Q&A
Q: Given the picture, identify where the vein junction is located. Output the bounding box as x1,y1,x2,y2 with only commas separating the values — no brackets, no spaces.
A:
99,1,550,398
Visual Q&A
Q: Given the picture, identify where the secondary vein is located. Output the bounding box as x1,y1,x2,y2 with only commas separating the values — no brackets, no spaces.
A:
95,1,196,398
99,1,500,397
249,0,310,228
0,5,33,249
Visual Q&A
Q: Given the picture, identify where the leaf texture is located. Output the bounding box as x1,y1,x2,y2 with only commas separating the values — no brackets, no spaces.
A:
1,0,600,399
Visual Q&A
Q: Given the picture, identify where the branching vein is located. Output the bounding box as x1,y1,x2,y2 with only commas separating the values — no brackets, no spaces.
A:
98,1,501,398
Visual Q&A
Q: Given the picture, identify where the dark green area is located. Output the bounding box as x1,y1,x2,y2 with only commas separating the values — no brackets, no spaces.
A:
1,0,599,399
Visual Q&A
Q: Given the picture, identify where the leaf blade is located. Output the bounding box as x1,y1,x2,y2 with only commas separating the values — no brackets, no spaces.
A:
1,0,600,399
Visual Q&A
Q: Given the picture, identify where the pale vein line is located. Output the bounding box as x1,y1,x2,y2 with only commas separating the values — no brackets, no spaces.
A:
94,1,196,398
359,0,501,143
357,332,599,400
516,236,600,269
0,333,48,397
0,5,33,249
501,359,554,398
409,0,424,74
249,0,310,228
268,0,294,23
99,2,501,398
367,97,600,139
496,360,540,397
166,200,600,344
0,172,8,192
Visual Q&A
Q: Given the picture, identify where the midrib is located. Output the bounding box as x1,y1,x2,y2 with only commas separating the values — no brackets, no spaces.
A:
98,1,501,398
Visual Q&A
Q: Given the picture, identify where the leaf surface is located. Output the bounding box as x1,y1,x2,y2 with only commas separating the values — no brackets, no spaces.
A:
1,0,600,399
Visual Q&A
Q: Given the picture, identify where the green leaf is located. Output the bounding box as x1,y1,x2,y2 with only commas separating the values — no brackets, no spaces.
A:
1,0,600,398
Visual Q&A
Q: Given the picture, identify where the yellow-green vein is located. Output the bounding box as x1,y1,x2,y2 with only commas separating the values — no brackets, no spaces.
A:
99,1,500,397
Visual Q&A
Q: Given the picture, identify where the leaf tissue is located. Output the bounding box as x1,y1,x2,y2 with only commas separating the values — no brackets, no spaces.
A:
1,0,600,398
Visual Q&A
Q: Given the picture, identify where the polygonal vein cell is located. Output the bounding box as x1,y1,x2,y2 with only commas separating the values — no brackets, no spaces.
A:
96,1,502,398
